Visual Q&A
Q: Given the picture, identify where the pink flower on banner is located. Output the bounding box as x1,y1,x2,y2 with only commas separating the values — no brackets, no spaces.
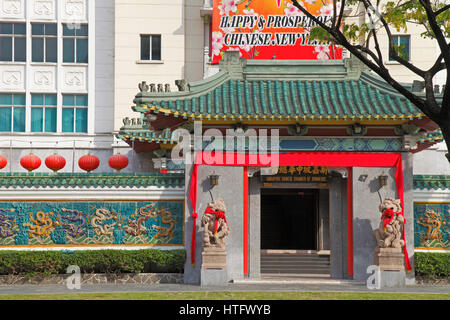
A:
212,31,224,56
284,1,305,16
314,45,331,60
319,3,341,16
243,8,257,17
239,43,252,53
221,25,236,33
227,47,243,57
219,0,238,16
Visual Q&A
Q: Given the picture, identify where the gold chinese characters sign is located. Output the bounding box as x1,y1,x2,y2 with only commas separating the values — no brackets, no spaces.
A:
261,166,330,183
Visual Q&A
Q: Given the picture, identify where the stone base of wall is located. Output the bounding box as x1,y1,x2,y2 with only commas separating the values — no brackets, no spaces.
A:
415,276,449,285
0,273,184,286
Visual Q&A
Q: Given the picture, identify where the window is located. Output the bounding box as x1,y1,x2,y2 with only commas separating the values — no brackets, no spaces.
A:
0,23,26,62
63,24,88,63
140,35,161,61
32,24,57,63
0,94,26,132
62,94,88,133
389,35,410,61
31,94,57,133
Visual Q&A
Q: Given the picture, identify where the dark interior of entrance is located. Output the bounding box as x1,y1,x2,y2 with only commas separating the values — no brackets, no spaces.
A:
261,189,319,250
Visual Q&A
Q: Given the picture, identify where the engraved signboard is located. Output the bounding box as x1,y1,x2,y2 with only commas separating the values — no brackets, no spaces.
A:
261,166,330,184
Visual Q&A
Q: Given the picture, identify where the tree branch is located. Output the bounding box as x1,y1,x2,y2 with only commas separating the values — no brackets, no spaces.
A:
418,0,450,118
354,43,383,66
363,2,385,65
360,0,427,78
419,0,450,65
435,4,450,16
290,0,438,120
332,0,337,29
428,53,445,76
336,0,347,30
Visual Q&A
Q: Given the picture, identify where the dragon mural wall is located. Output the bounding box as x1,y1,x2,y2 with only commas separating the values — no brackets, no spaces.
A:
0,201,183,247
414,203,450,250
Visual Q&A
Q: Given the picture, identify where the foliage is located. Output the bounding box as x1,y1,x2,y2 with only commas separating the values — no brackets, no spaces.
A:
382,0,450,38
0,249,186,277
415,252,450,278
290,0,450,162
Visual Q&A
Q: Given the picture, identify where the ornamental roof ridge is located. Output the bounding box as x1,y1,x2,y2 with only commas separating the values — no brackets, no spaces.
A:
417,129,443,144
0,172,185,189
133,52,442,108
134,70,231,106
413,174,450,190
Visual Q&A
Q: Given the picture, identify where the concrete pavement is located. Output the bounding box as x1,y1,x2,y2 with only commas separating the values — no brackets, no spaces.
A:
0,280,448,296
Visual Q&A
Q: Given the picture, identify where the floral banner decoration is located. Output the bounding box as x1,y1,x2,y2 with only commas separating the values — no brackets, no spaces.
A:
212,0,343,62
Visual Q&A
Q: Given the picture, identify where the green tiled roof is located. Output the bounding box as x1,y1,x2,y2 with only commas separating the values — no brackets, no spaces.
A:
130,53,435,122
0,173,185,189
135,78,423,122
414,175,450,190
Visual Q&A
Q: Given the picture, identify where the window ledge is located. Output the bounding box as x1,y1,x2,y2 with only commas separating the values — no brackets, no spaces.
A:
30,62,57,66
385,61,412,65
0,132,90,135
136,60,164,65
59,133,90,136
0,61,26,65
61,63,89,67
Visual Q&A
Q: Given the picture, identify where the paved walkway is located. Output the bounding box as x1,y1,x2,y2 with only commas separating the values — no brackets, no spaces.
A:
0,280,448,296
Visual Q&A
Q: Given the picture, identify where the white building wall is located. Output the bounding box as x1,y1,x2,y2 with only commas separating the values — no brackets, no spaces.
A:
0,0,118,173
95,0,115,134
0,0,115,144
113,0,207,132
373,23,438,84
185,0,205,82
114,0,186,131
413,142,450,175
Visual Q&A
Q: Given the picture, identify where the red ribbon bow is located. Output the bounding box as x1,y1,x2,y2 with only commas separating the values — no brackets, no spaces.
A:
204,207,228,235
381,208,396,229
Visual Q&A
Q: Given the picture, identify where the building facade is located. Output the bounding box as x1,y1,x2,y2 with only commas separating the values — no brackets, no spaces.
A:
0,0,117,173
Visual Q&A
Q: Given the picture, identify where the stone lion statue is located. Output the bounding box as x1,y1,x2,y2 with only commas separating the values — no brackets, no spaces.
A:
201,198,230,249
374,198,405,248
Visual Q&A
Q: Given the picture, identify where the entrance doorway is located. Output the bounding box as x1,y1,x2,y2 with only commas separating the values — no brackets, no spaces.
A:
261,188,319,250
260,188,330,276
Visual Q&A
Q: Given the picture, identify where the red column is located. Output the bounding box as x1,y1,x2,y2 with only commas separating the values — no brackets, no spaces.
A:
243,166,249,276
347,167,354,276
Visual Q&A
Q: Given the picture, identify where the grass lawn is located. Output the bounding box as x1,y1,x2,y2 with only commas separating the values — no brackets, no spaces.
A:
0,291,449,300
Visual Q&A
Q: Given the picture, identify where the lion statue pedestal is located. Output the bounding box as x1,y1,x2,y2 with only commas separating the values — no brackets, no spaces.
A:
374,247,405,272
200,198,230,286
372,198,407,287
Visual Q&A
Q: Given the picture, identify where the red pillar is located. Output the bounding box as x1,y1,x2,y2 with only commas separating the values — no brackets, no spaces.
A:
347,167,354,276
243,166,249,276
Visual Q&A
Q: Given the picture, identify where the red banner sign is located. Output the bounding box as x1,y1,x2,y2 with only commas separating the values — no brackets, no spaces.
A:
212,0,343,63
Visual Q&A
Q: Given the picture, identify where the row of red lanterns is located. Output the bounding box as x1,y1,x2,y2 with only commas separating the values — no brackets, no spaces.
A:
0,153,129,173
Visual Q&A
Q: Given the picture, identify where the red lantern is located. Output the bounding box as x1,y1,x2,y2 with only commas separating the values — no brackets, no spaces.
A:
78,154,100,173
108,153,129,172
20,154,41,172
0,155,7,170
45,153,66,173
